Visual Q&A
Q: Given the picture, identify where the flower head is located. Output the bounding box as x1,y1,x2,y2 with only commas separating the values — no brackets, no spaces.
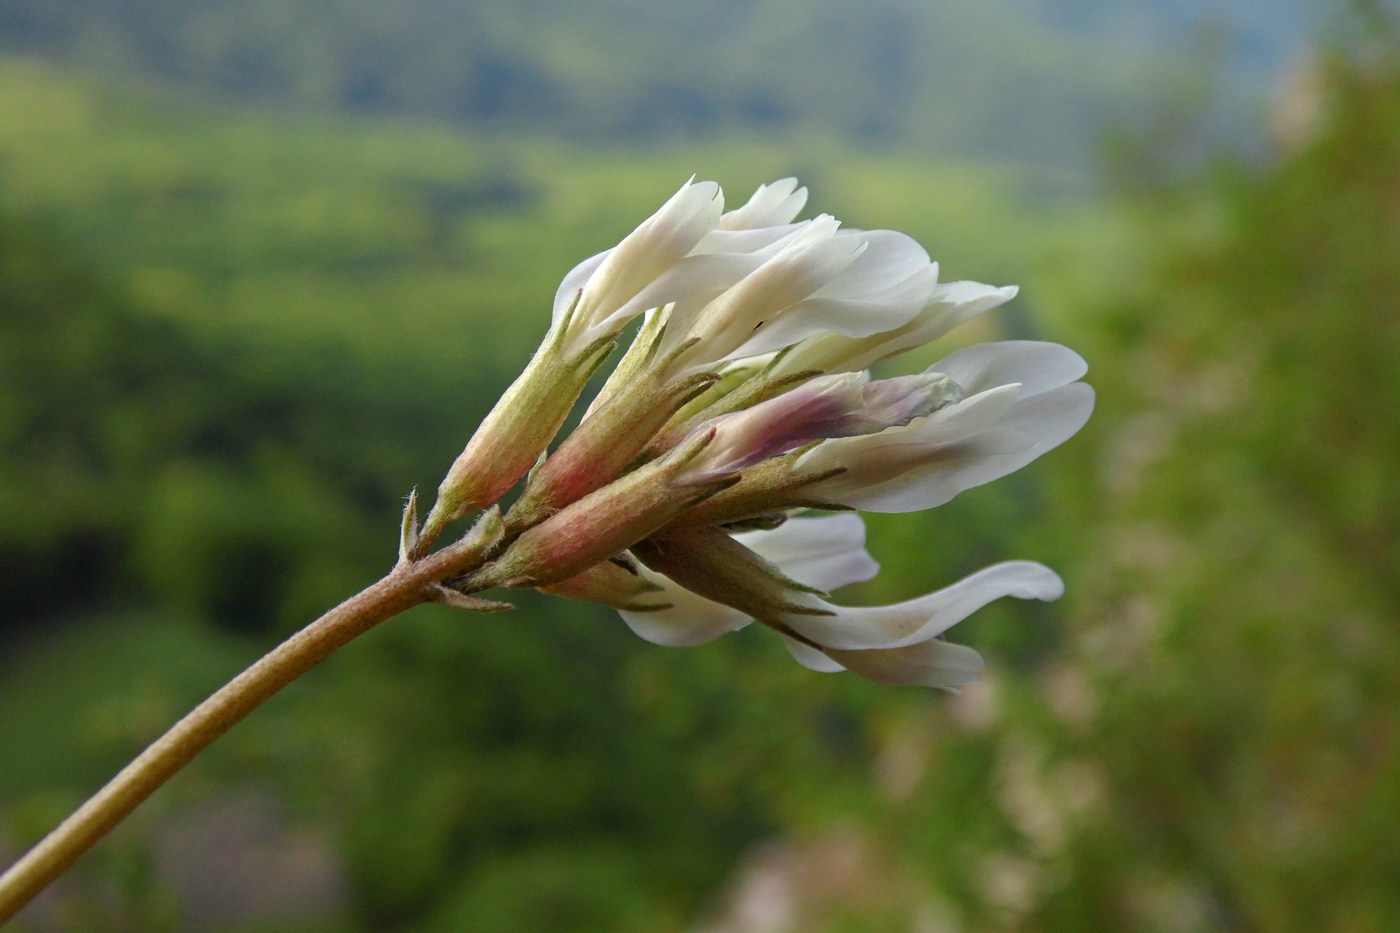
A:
416,176,1092,690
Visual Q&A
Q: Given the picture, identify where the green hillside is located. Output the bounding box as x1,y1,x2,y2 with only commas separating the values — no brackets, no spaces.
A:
0,0,1194,167
0,57,1125,380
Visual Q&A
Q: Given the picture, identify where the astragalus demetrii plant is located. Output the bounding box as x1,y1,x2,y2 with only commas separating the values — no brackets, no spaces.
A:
0,176,1092,920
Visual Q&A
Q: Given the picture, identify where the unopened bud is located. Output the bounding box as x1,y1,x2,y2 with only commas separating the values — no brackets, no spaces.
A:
423,322,614,540
511,367,719,526
469,428,736,589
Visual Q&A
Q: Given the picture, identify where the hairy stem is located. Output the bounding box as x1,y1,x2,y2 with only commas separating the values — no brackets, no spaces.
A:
0,533,491,923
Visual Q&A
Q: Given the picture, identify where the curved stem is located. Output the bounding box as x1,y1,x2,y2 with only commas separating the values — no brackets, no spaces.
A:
0,534,491,923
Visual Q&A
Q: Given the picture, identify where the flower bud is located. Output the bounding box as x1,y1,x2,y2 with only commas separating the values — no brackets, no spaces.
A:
468,428,736,589
510,366,720,526
423,324,614,539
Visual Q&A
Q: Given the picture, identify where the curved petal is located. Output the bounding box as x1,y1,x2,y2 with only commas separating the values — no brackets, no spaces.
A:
619,574,750,647
840,382,1094,513
717,178,809,230
797,383,1026,507
835,428,1030,513
827,639,986,690
816,230,933,299
671,218,866,369
763,280,1015,379
697,222,808,255
601,250,767,337
780,634,846,672
932,340,1087,397
1002,380,1096,441
553,249,610,322
737,513,880,590
780,561,1064,650
929,279,1020,319
567,178,724,341
726,264,941,358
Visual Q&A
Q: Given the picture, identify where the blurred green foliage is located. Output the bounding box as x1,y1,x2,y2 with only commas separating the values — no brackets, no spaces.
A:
2,13,1400,932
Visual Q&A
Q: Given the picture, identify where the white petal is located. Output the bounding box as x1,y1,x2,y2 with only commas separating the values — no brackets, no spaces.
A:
553,250,609,322
855,281,1017,363
762,280,1014,381
696,222,808,255
836,430,1025,513
737,513,880,590
797,383,1025,499
619,572,750,647
570,179,724,338
601,250,766,336
780,561,1064,650
932,340,1087,397
780,635,846,672
1002,381,1096,442
846,280,1019,367
931,280,1019,317
827,639,986,690
726,264,941,358
673,218,865,367
840,382,1093,513
717,177,809,230
815,230,932,299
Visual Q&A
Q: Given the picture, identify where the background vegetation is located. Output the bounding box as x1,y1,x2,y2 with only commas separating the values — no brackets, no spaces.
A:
1,1,1397,930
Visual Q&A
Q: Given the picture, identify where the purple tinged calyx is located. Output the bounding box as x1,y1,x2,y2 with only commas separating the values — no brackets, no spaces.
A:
685,370,964,478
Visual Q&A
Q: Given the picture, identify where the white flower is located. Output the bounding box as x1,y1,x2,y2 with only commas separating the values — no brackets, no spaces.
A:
657,216,867,373
657,222,944,380
796,341,1095,512
619,512,878,647
551,177,725,354
764,279,1020,380
620,514,1062,690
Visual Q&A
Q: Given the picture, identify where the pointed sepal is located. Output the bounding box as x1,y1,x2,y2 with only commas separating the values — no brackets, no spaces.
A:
428,584,514,613
398,488,421,566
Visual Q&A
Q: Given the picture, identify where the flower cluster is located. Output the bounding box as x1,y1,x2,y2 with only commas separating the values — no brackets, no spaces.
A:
415,177,1093,689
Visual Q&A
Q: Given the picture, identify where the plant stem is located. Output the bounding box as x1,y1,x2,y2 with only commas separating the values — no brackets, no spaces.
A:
0,534,490,924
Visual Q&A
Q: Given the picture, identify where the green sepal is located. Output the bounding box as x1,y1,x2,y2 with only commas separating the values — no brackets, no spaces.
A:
398,488,420,566
429,584,514,613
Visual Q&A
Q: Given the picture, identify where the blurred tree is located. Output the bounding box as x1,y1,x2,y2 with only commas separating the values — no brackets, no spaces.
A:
0,213,419,636
1009,16,1400,930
